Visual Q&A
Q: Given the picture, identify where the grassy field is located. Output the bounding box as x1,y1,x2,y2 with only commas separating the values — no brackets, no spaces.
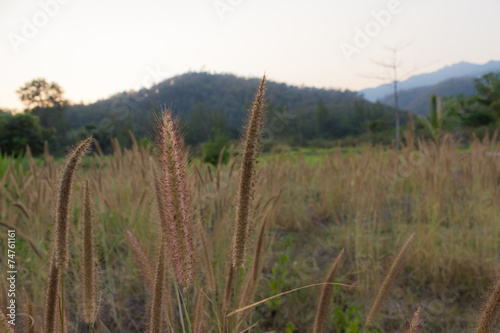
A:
1,128,500,332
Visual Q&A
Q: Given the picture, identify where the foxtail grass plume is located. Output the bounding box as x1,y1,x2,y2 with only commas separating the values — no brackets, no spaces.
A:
364,233,415,330
232,75,267,269
313,249,344,333
54,136,92,269
80,179,99,324
157,110,195,286
126,229,155,292
44,136,92,333
474,274,500,333
406,307,422,333
21,289,36,333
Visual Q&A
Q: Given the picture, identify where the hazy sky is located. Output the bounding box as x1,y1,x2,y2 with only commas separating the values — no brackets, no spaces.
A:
1,0,499,111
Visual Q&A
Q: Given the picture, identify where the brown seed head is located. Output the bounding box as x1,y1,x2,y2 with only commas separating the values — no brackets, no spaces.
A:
232,75,267,269
54,136,92,268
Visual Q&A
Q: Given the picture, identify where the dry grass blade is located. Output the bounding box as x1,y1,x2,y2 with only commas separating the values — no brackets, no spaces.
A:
81,179,99,324
12,202,30,219
226,282,354,318
222,264,235,315
364,233,415,330
198,218,216,294
313,249,345,333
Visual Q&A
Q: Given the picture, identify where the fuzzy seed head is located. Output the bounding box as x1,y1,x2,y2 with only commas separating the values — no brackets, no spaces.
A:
54,136,92,269
156,110,195,287
406,307,423,333
232,75,267,269
475,274,500,333
126,229,155,292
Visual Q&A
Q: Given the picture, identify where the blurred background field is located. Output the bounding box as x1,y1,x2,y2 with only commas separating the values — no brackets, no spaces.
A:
1,130,499,332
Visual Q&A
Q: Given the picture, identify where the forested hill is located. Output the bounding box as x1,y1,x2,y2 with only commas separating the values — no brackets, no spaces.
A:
66,72,402,145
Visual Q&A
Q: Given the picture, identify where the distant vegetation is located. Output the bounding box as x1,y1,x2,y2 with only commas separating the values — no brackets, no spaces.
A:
1,71,500,158
415,73,500,142
1,73,406,157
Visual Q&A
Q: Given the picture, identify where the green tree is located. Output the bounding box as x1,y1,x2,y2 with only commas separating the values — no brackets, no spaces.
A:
444,73,500,128
474,73,500,123
0,113,51,156
16,78,71,151
16,78,67,111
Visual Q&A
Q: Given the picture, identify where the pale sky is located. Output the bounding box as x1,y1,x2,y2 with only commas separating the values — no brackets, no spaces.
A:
1,0,499,111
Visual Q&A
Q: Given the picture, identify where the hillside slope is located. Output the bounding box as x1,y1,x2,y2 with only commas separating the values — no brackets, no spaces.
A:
66,72,402,142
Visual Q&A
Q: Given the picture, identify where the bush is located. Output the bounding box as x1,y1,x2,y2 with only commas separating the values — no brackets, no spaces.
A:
0,113,51,156
202,128,230,165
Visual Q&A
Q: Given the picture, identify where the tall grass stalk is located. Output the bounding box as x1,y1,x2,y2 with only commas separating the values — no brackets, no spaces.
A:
157,110,195,287
232,75,267,270
364,233,415,330
313,249,344,333
80,179,99,326
44,137,92,333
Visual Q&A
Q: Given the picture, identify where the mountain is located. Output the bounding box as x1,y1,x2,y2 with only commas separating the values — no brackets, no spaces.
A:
66,72,402,145
360,60,500,102
379,76,478,116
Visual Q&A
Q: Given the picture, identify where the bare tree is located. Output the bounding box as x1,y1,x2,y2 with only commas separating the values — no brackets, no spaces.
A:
361,42,420,150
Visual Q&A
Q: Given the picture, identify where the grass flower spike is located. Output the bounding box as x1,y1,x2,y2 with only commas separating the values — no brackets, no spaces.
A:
157,110,195,287
44,136,92,333
232,75,267,269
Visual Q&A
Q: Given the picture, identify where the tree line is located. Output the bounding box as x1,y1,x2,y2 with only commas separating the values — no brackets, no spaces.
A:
2,72,497,158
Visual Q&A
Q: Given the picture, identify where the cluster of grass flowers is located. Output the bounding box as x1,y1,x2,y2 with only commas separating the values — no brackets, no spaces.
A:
3,76,500,333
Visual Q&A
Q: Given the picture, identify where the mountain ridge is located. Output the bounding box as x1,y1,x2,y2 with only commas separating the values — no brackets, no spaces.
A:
360,60,500,102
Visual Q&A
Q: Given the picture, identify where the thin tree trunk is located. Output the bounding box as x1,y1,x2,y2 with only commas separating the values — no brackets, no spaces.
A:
394,76,400,151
